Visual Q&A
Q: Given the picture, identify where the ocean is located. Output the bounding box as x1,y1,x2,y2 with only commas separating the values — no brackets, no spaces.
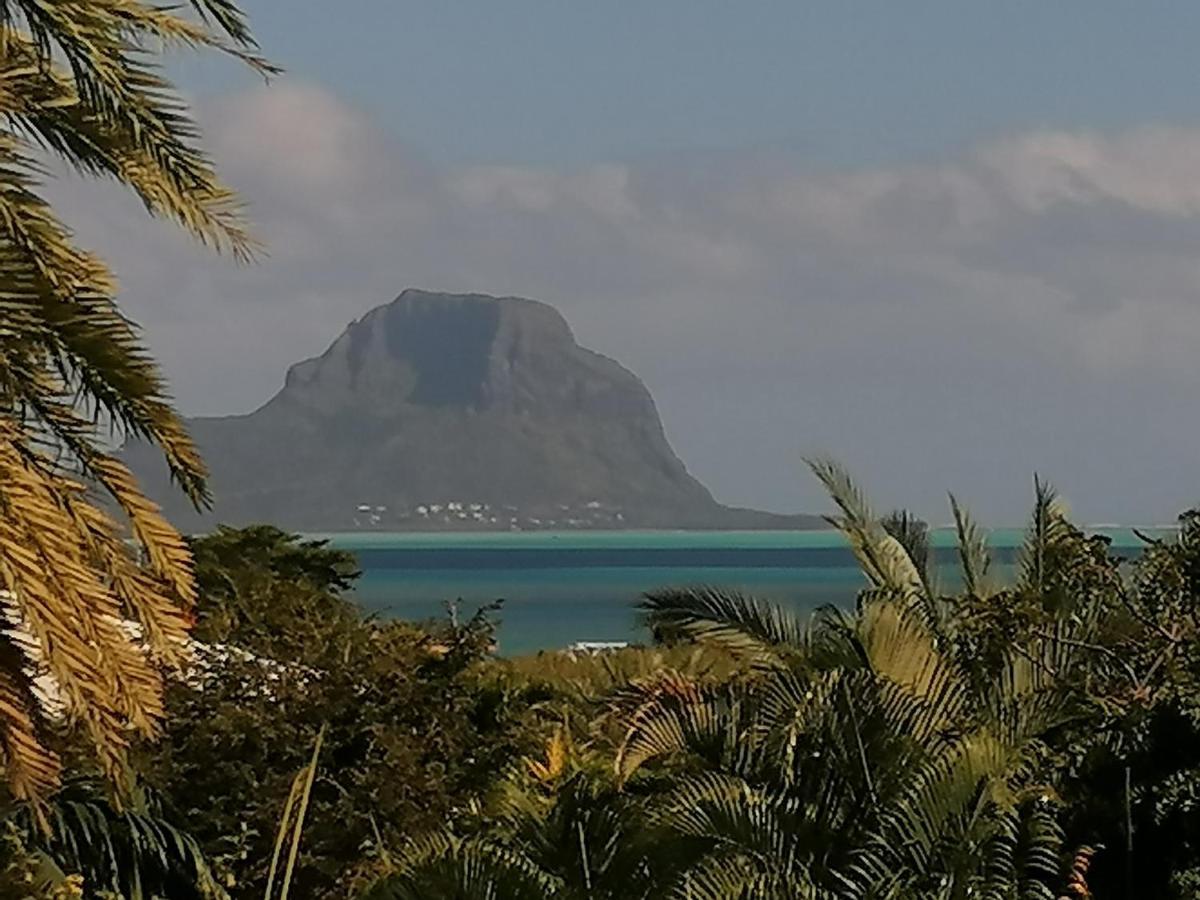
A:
320,529,1161,656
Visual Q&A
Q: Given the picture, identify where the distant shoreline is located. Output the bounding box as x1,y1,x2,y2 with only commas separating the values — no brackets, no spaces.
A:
305,525,1176,549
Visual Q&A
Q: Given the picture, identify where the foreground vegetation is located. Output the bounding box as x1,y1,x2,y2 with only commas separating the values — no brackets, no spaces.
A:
3,463,1200,897
363,464,1200,899
0,0,273,810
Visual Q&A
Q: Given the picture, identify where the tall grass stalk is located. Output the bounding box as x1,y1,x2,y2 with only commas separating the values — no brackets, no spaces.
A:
264,726,326,899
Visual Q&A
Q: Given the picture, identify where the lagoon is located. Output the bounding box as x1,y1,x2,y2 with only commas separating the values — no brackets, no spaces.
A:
322,528,1160,655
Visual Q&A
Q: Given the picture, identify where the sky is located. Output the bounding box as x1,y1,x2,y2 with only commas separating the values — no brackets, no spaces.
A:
50,1,1200,524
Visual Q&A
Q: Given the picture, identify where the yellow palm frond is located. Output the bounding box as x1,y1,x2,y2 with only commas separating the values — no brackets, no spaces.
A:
0,0,269,804
525,726,571,784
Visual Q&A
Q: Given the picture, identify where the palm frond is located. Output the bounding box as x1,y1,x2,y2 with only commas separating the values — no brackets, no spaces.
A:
1,0,274,253
364,832,558,900
0,0,269,804
950,493,993,599
856,599,966,741
0,137,209,503
4,776,227,900
613,672,755,784
806,458,938,631
881,509,936,597
666,842,804,900
0,428,178,790
640,587,806,663
1018,476,1070,594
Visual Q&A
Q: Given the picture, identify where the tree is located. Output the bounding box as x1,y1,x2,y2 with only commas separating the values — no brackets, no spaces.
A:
366,463,1102,898
117,468,1200,897
621,473,1200,899
602,462,1108,897
140,527,533,899
0,0,271,805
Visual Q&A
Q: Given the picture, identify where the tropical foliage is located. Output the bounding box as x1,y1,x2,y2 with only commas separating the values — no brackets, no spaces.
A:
367,462,1200,899
137,526,536,898
0,0,271,806
7,445,1200,897
0,776,226,899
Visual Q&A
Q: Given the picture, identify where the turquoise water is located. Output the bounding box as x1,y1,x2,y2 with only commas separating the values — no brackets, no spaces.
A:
321,529,1161,656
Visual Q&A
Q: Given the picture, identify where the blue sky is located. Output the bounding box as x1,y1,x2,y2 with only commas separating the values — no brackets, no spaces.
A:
188,0,1200,167
57,2,1200,523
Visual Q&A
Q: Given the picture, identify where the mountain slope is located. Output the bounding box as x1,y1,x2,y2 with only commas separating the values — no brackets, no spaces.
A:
124,290,823,531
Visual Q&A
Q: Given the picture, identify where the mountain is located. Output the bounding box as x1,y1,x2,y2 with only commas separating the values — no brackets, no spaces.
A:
123,290,824,532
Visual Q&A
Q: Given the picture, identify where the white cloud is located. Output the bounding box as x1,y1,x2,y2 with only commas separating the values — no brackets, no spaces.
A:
978,128,1200,217
46,82,1200,522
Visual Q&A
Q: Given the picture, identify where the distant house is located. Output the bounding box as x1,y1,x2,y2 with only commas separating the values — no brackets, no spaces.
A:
568,641,629,655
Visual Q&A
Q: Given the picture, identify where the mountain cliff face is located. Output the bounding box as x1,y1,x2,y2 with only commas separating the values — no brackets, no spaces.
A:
124,290,822,531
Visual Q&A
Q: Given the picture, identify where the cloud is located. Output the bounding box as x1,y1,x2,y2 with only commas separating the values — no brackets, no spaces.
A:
46,83,1200,523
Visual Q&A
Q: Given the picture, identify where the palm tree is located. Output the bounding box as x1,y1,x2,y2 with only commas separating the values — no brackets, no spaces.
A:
618,460,1103,898
364,785,648,900
358,461,1126,899
365,462,1118,899
0,0,271,806
0,775,228,899
365,729,668,899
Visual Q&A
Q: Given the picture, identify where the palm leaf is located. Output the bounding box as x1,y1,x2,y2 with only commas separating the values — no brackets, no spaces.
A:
364,832,558,900
640,587,806,664
613,674,757,784
806,458,939,632
0,0,270,804
4,776,227,900
1018,476,1070,594
949,493,993,599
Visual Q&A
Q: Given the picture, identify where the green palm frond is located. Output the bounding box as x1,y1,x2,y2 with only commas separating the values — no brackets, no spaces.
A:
363,832,558,900
645,772,801,893
640,587,807,664
4,776,227,899
806,458,939,631
669,857,804,900
1018,476,1071,594
855,599,967,741
522,776,659,899
617,528,1079,897
613,674,759,784
950,493,993,600
0,120,209,504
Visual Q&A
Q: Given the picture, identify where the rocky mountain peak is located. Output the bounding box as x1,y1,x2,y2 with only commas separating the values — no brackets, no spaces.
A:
123,290,821,532
278,290,576,415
